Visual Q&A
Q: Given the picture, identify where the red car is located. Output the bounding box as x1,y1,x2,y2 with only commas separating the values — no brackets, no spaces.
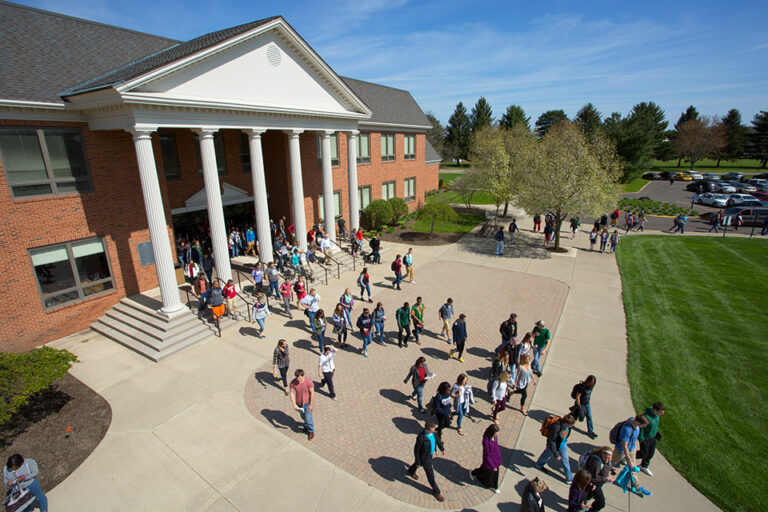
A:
751,191,768,202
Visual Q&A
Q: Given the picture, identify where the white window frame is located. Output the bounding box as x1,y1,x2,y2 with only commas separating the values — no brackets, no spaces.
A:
404,134,416,160
381,133,395,162
356,133,370,164
382,180,396,200
404,177,416,202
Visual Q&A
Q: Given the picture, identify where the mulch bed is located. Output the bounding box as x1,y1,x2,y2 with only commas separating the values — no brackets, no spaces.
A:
0,373,111,492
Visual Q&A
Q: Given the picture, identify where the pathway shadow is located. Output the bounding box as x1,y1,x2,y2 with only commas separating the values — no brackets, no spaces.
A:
433,456,470,486
380,388,412,407
467,346,495,359
261,408,302,432
368,456,431,493
254,371,284,392
420,346,449,360
457,231,552,260
392,416,422,434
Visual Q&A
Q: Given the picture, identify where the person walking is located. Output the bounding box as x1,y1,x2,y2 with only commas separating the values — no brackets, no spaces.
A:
532,321,551,376
339,288,355,327
498,313,518,352
536,413,576,483
392,254,403,289
404,356,432,412
637,402,666,476
490,370,510,424
438,298,454,342
194,273,209,314
411,297,425,345
521,477,548,512
289,369,315,440
265,262,280,298
610,415,649,473
356,307,373,357
4,454,48,512
357,267,372,302
251,264,264,295
294,275,307,309
583,446,614,512
406,421,445,502
471,424,502,493
313,309,327,353
571,375,598,439
299,288,321,336
369,233,381,264
450,374,472,435
568,470,592,512
279,279,293,319
589,228,598,251
599,229,609,253
494,226,505,256
403,247,415,283
487,351,512,397
449,314,468,363
396,302,412,348
373,302,386,344
246,227,256,256
251,293,271,337
431,381,452,438
761,215,768,236
272,339,291,395
609,230,619,253
543,222,554,248
223,279,238,320
570,217,580,239
331,303,350,348
510,353,536,416
532,214,542,232
207,280,226,321
508,218,519,242
337,216,347,240
202,252,215,283
317,345,337,400
708,213,720,232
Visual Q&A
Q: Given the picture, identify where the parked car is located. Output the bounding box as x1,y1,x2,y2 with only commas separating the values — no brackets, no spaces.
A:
713,181,737,193
738,200,767,207
685,171,703,180
674,172,693,181
726,194,758,207
696,193,729,207
701,173,720,180
686,181,717,193
722,172,745,181
747,178,767,186
752,191,768,201
643,172,662,180
723,206,768,226
755,173,768,180
728,181,757,193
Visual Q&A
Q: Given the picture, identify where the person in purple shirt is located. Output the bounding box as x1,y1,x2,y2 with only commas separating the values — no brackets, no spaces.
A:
471,424,502,493
568,470,592,511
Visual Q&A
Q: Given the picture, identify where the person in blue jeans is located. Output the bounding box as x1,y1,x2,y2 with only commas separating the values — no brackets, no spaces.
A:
404,357,430,413
4,454,48,512
494,226,505,255
356,308,373,357
300,289,322,335
373,302,386,344
572,375,598,439
289,369,315,440
531,320,550,376
536,413,576,483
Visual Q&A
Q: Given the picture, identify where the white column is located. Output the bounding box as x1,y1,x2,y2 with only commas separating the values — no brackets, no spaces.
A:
286,130,307,250
194,128,232,283
347,130,360,231
320,130,336,241
128,128,184,315
245,129,273,263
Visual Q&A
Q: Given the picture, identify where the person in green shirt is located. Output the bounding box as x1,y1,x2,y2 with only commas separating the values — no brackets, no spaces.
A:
532,320,550,376
396,302,412,348
411,297,425,345
638,402,666,475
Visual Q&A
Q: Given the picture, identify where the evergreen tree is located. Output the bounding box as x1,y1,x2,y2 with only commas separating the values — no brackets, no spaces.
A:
750,110,768,168
425,112,445,159
720,109,747,165
602,102,667,181
470,97,494,133
534,109,568,138
499,105,530,131
574,103,602,137
444,102,471,164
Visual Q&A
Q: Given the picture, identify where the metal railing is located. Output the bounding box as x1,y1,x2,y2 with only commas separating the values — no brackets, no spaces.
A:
216,277,253,323
329,238,361,272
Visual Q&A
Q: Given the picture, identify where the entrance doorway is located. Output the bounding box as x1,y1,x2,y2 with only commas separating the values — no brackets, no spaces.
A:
172,202,255,253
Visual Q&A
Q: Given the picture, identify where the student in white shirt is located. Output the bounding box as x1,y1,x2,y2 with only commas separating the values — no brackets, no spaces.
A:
318,345,337,399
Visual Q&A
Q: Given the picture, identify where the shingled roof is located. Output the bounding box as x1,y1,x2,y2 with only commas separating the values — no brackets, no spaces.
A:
0,1,178,103
341,77,431,128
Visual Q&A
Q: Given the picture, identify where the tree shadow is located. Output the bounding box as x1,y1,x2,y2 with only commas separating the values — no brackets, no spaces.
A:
456,231,553,260
380,388,412,407
467,346,495,359
392,416,423,434
0,386,71,449
253,371,284,392
260,408,302,432
420,346,449,360
368,456,430,493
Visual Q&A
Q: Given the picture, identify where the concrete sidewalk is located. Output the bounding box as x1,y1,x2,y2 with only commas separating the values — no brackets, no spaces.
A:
47,225,720,511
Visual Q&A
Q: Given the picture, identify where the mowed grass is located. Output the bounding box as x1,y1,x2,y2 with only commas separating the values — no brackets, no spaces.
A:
409,212,485,233
622,177,649,193
616,236,768,512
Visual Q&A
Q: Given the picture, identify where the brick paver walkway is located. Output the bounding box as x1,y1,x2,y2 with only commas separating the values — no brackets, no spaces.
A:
244,259,568,509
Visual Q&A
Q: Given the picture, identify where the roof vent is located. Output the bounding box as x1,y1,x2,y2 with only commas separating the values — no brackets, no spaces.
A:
266,44,281,66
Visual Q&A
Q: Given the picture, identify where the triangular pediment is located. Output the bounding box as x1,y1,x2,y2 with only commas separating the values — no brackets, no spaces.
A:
183,182,250,210
124,22,370,118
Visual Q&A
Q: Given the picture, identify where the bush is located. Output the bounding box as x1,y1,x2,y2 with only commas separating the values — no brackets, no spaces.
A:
0,346,78,425
388,197,409,223
363,200,394,230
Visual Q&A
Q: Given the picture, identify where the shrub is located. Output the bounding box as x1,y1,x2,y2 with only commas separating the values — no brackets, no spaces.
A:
363,200,394,230
0,346,78,425
388,197,409,223
416,202,459,235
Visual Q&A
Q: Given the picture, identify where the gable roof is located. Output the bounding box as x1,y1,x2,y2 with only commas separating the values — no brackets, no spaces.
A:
0,1,178,103
61,16,281,96
341,77,430,128
425,141,441,164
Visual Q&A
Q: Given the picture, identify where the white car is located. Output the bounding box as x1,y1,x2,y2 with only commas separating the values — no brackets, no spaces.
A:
697,193,729,207
685,172,703,180
702,173,720,180
727,194,757,207
714,182,737,193
729,181,757,193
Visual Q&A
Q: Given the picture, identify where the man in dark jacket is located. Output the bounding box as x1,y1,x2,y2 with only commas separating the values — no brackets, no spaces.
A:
637,402,665,476
368,235,381,264
449,314,468,362
585,446,614,512
406,421,445,502
498,313,518,353
535,414,576,483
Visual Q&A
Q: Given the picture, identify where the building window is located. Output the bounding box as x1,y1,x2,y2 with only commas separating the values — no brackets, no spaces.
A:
356,133,370,164
0,127,91,198
404,177,416,202
404,134,416,160
381,134,395,162
194,132,227,175
29,237,115,309
158,130,181,181
319,190,342,221
358,185,371,209
316,133,339,166
382,180,396,200
239,132,251,174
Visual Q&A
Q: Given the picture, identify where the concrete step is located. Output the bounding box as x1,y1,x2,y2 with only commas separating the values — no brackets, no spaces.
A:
91,321,211,362
101,309,206,345
110,303,200,333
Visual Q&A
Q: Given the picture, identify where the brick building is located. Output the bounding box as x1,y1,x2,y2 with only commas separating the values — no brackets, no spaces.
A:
0,2,440,352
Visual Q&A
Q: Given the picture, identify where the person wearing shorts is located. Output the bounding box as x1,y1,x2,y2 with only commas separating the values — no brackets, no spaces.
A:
439,299,454,342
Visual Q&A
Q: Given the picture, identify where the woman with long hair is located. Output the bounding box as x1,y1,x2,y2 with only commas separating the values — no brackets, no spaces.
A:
510,353,536,416
356,307,373,357
332,303,350,348
357,267,372,302
487,350,511,397
294,276,307,308
491,370,510,424
471,423,502,493
450,374,469,436
373,301,386,344
403,356,430,413
272,339,290,395
568,470,592,512
251,293,271,338
313,308,327,353
432,381,452,438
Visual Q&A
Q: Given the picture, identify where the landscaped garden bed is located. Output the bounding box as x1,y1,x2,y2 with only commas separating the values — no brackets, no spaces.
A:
619,197,698,216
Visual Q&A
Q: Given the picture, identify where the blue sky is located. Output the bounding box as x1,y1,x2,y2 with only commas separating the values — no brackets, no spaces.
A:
19,0,768,126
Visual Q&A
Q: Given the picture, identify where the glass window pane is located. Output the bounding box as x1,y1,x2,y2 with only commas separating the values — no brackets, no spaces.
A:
44,129,88,180
55,180,90,194
34,258,76,294
0,129,47,182
74,253,111,285
43,290,80,308
240,133,251,174
31,246,69,266
159,132,181,180
319,195,325,219
83,280,114,296
334,191,341,217
331,134,338,160
12,184,52,197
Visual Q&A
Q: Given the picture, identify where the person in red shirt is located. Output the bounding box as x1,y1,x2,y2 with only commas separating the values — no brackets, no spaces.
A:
354,228,364,255
223,279,238,320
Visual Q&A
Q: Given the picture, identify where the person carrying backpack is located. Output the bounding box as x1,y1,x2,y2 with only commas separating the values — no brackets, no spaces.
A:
637,402,666,476
609,415,649,474
536,413,576,483
570,375,597,439
391,255,403,290
579,446,614,512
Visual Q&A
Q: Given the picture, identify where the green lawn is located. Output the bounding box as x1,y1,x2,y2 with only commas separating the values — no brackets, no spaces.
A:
439,172,463,185
409,211,485,233
622,177,649,193
439,162,471,169
616,236,768,512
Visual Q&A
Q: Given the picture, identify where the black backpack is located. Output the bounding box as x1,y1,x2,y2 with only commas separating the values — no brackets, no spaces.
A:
609,418,633,444
391,261,397,271
571,382,585,400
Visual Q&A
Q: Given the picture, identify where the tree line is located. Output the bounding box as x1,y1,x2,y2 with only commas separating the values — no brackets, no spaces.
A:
425,99,768,178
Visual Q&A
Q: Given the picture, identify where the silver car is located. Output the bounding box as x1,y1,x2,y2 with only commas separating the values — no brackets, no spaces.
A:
714,181,737,193
729,181,757,193
702,173,720,180
727,194,758,207
697,193,729,207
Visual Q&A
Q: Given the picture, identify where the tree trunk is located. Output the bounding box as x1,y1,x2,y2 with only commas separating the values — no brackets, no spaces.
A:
503,200,509,217
554,213,562,250
690,159,696,170
716,158,721,168
430,217,436,235
677,157,682,167
761,158,767,168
